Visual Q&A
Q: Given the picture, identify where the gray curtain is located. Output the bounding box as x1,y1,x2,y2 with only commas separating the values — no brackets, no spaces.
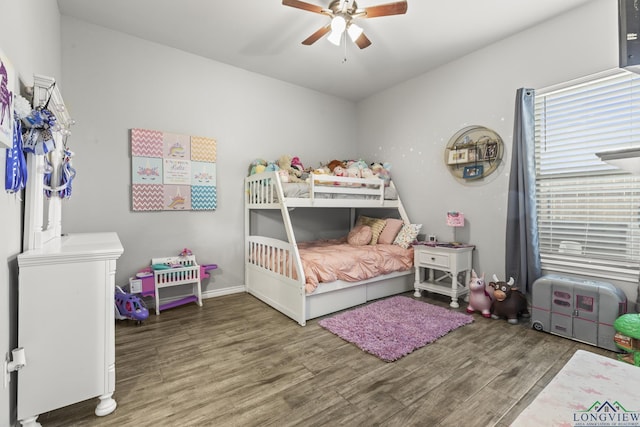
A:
505,88,541,294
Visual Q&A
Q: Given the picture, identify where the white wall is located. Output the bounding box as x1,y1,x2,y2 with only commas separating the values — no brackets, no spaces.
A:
0,1,63,424
59,1,630,300
0,0,625,423
60,17,358,292
356,0,626,294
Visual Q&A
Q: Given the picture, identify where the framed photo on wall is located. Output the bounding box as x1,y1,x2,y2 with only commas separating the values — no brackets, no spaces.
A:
463,164,484,179
447,148,468,165
467,146,479,162
484,142,498,160
0,48,15,149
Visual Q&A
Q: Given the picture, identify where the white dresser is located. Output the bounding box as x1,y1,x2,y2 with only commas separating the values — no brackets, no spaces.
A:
17,232,123,427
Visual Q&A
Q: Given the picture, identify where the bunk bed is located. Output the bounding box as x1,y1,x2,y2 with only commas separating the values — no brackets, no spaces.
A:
245,170,416,326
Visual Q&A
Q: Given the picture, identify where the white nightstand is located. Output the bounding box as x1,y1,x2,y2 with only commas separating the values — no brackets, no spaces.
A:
413,244,475,308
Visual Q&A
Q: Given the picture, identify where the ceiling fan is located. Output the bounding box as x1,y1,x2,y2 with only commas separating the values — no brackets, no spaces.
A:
282,0,408,49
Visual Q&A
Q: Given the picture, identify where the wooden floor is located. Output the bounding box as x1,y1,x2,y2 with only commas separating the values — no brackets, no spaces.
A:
38,291,616,427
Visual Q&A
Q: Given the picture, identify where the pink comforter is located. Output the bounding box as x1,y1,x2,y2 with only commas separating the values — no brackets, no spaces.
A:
298,239,414,294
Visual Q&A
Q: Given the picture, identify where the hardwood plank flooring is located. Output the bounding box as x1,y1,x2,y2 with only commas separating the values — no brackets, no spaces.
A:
37,291,617,426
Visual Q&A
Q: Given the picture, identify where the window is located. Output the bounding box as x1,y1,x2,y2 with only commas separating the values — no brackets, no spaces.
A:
535,69,640,284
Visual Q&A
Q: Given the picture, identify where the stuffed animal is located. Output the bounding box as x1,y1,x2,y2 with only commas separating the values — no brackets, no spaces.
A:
277,154,304,182
248,159,267,176
489,275,530,324
290,156,310,180
466,270,493,318
311,167,330,184
333,165,347,177
360,167,374,179
313,166,329,175
347,166,360,179
291,156,304,172
265,161,279,173
327,159,346,172
371,162,392,186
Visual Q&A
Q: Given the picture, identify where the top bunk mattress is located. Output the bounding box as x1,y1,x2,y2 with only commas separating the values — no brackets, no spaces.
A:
281,182,397,200
246,171,400,207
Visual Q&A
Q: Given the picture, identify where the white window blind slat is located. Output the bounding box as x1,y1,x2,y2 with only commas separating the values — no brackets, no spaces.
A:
535,69,640,284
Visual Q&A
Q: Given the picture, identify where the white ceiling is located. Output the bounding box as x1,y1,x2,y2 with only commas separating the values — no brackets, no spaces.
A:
57,0,595,101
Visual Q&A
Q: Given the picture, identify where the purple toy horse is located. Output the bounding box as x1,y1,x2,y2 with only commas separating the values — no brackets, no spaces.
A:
466,270,494,318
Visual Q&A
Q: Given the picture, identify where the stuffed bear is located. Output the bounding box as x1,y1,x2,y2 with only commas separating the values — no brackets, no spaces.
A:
277,154,304,183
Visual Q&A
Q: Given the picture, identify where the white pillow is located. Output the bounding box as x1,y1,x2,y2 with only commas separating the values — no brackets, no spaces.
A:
394,224,422,249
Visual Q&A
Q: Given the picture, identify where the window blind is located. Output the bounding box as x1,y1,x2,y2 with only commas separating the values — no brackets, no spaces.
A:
535,69,640,284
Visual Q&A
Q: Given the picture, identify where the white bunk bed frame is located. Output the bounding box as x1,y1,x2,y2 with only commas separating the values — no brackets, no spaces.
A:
245,171,415,326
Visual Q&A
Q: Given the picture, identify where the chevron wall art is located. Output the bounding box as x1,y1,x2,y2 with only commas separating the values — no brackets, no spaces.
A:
131,128,217,211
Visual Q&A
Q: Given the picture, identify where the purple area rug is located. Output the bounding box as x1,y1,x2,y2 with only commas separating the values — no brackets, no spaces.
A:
318,296,473,362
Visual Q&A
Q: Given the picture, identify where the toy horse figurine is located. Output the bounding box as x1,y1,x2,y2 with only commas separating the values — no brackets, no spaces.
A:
466,270,493,318
489,275,530,325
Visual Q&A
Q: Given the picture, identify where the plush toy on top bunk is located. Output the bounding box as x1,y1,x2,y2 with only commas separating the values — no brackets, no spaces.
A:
371,162,392,186
248,158,280,176
248,159,267,176
277,154,307,183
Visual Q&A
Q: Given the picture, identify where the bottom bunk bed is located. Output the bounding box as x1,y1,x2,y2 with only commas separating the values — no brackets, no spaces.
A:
245,236,415,326
245,169,420,326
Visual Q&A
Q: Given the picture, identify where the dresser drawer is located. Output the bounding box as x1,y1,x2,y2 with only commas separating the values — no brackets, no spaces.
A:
417,251,450,268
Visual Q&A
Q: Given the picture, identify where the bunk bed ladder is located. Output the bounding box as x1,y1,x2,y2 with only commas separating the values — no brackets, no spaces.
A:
271,172,307,321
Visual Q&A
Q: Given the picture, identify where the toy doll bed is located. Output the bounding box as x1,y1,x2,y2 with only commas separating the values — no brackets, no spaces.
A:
245,171,416,326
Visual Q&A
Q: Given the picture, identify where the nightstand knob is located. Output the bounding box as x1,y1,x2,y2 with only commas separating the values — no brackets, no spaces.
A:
431,257,436,261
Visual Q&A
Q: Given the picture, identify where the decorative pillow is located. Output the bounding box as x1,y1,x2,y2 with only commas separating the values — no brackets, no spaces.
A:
394,223,423,249
347,225,373,246
356,216,387,245
377,218,404,245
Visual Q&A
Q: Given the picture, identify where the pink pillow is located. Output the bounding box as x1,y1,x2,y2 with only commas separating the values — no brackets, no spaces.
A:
378,218,404,245
348,225,373,246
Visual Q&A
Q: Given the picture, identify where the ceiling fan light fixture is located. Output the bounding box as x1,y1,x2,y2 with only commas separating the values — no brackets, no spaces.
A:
347,23,363,41
330,15,347,34
283,0,408,49
327,29,343,46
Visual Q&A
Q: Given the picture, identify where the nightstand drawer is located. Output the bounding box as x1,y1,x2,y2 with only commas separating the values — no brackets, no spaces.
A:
418,251,450,268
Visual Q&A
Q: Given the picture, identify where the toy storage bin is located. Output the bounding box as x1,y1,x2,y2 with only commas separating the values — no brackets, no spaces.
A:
150,255,203,315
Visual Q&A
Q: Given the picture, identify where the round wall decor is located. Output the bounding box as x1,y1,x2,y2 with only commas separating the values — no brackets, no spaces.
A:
444,125,504,180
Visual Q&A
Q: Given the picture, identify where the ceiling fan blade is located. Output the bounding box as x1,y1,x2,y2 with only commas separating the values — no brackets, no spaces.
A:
302,25,331,45
363,1,408,18
353,32,372,49
282,0,325,14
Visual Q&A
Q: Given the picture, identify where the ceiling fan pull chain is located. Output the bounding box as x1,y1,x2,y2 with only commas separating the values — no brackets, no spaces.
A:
342,31,348,63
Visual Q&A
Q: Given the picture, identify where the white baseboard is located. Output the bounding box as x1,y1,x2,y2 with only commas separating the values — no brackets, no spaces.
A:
202,285,246,299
